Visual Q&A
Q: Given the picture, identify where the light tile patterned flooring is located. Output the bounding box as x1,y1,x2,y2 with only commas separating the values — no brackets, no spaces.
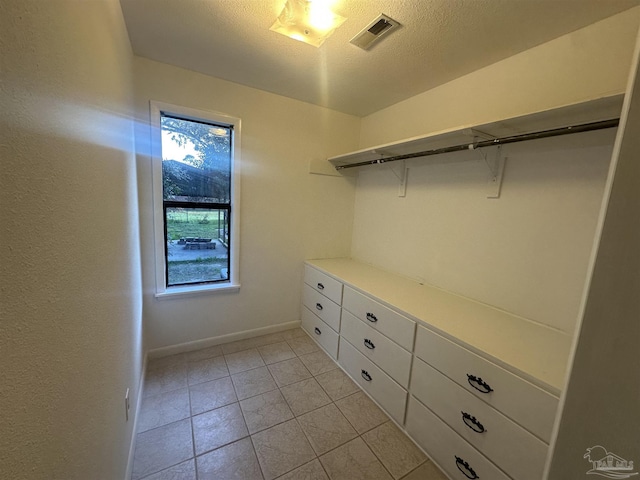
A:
131,328,448,480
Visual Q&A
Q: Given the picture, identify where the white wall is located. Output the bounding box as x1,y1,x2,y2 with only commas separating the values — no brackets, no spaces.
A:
133,58,360,350
350,9,639,333
0,1,143,479
547,28,640,479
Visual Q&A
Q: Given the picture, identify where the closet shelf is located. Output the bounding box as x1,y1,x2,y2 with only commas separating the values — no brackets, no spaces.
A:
328,95,623,171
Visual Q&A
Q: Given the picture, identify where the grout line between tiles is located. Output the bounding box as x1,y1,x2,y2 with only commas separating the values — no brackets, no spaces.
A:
396,459,430,480
359,421,399,480
136,459,191,480
187,376,197,479
193,428,252,459
137,328,438,480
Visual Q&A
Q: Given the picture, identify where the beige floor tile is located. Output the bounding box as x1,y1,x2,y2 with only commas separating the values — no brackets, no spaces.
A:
362,422,426,480
319,437,393,480
226,348,266,374
223,337,262,355
141,459,196,480
131,419,193,480
297,404,358,455
137,387,190,433
286,336,320,356
315,369,358,401
192,403,248,455
280,378,332,417
189,376,237,415
197,437,264,480
184,345,223,362
231,366,278,400
280,328,307,340
252,419,316,480
275,459,329,480
222,333,287,355
252,332,286,347
144,362,188,398
298,350,338,376
335,392,389,434
147,353,186,371
400,461,448,480
268,358,313,387
259,342,297,365
240,389,294,434
187,355,229,386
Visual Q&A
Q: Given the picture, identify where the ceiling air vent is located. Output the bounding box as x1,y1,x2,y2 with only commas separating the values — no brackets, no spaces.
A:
350,14,401,50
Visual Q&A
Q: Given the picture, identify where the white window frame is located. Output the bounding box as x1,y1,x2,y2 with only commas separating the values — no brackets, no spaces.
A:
150,101,241,298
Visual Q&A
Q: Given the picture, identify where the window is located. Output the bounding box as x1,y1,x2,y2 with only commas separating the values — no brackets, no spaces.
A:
151,102,241,296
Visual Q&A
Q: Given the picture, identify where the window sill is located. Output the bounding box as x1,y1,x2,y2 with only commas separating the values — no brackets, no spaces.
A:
155,282,241,300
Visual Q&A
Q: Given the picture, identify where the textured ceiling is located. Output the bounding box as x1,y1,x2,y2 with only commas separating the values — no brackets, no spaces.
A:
120,0,639,117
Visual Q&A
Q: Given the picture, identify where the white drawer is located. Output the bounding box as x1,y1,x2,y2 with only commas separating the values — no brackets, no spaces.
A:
338,338,407,424
406,396,511,480
342,287,415,351
301,307,339,359
415,326,558,443
304,265,343,305
341,310,412,388
411,357,548,480
302,284,341,332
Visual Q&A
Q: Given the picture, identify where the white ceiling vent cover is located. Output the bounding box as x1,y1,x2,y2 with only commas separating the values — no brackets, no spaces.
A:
350,14,401,50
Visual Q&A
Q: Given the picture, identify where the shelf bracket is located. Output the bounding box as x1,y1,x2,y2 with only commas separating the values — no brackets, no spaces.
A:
309,158,342,176
463,127,495,142
485,146,505,199
390,161,408,197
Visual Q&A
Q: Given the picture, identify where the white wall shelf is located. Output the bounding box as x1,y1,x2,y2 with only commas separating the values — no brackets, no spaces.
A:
328,95,623,172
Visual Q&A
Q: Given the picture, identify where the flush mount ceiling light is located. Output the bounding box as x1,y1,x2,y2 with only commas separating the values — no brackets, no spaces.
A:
270,0,346,47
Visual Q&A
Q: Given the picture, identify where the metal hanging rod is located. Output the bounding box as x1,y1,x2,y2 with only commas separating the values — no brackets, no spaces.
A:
334,118,620,170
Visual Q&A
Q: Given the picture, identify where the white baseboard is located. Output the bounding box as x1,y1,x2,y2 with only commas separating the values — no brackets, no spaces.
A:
124,352,148,480
147,320,302,359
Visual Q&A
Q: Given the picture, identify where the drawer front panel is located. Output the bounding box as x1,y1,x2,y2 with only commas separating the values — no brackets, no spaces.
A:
406,396,511,480
304,266,343,305
415,326,558,443
341,310,412,388
338,338,407,424
411,358,548,480
301,307,339,359
302,284,341,332
342,286,415,351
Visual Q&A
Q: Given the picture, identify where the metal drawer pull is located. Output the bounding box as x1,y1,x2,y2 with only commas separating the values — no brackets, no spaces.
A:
364,339,375,350
466,374,493,394
315,303,323,311
461,411,486,433
366,312,378,323
455,456,479,479
314,327,321,335
317,283,325,290
361,370,372,381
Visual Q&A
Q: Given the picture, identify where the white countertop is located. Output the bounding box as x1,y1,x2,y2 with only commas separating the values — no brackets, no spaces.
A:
306,258,573,395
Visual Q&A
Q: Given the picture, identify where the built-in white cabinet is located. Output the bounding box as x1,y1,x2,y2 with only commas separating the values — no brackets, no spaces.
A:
338,338,408,424
342,286,416,351
301,266,342,359
302,258,570,480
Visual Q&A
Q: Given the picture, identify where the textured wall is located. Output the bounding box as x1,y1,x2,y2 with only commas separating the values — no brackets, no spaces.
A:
351,9,639,334
359,8,640,146
133,57,360,350
0,1,143,479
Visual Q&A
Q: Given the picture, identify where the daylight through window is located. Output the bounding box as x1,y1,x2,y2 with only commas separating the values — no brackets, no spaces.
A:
160,113,233,287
